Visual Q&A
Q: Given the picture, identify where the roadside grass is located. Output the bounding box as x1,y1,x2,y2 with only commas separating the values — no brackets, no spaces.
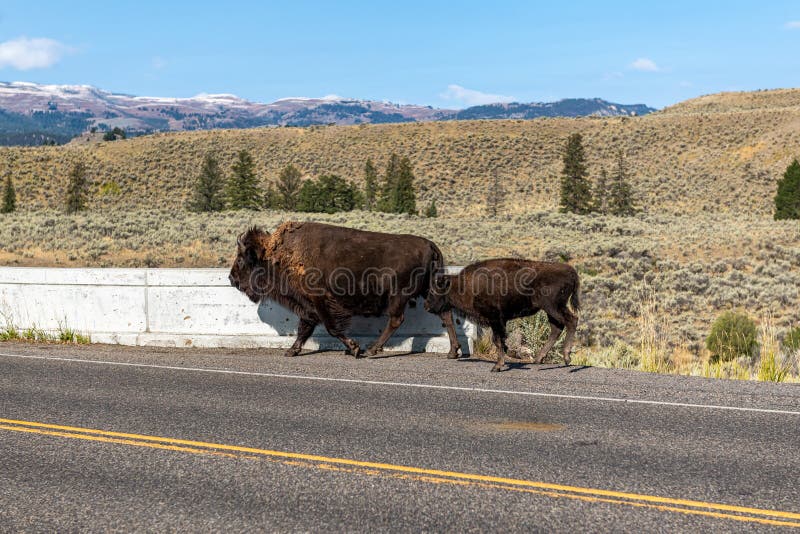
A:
0,318,90,345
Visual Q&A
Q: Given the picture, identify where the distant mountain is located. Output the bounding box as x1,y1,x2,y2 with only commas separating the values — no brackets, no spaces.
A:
0,81,655,145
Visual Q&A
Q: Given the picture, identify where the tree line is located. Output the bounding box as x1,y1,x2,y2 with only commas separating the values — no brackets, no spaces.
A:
190,150,435,216
1,138,798,220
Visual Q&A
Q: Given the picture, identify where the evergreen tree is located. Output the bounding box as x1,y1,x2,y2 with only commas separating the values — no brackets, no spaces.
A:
2,175,16,214
394,156,417,215
263,182,281,210
774,159,800,220
226,150,261,210
65,162,89,214
377,153,401,212
363,158,378,211
608,150,636,216
486,169,507,217
189,154,225,212
559,133,593,214
424,199,438,218
277,164,302,210
296,175,362,213
592,167,609,215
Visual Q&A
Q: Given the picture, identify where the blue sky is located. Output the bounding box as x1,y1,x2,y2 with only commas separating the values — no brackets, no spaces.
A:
1,1,799,109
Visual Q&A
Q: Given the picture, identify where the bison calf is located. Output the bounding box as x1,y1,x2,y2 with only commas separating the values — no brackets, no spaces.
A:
424,258,580,372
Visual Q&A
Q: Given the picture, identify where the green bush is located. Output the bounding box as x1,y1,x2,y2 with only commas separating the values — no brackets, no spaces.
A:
706,311,757,362
783,326,800,352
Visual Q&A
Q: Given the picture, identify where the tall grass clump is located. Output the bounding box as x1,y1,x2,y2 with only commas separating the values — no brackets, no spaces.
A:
756,315,790,382
637,287,672,373
706,311,757,363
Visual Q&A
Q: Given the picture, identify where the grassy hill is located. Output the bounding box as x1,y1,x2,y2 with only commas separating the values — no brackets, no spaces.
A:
1,89,799,372
2,89,800,216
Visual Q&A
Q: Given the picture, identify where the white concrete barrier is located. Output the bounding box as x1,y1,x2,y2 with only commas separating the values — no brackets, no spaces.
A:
0,267,474,354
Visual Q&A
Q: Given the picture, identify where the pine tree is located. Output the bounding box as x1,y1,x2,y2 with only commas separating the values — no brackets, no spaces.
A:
377,153,401,212
226,150,261,210
65,162,89,214
394,156,417,215
592,167,609,215
2,175,16,214
774,159,800,220
189,154,225,212
608,149,636,216
296,175,362,213
277,164,302,210
559,133,593,214
486,169,507,217
363,158,378,211
424,199,438,218
263,182,281,210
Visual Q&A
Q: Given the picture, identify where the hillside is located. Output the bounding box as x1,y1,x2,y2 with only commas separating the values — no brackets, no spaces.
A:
659,88,800,115
1,88,799,216
0,81,654,145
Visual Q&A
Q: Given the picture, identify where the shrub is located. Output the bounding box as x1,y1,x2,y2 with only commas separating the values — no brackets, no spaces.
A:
706,311,758,362
65,162,89,213
783,326,800,352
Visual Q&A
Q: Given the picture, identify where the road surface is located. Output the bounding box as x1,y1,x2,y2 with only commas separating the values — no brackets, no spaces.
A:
1,342,799,532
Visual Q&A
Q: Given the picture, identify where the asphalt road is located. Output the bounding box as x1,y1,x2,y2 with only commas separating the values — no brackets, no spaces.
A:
1,342,799,532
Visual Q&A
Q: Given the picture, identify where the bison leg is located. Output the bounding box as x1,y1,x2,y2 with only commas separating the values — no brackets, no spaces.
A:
285,317,318,357
490,321,509,372
534,311,564,364
440,310,462,359
365,313,405,357
322,313,363,358
561,311,578,366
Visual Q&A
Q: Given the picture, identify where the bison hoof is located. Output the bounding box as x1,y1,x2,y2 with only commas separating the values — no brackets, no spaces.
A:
490,364,504,372
364,346,382,358
283,349,300,358
351,346,364,359
446,347,461,359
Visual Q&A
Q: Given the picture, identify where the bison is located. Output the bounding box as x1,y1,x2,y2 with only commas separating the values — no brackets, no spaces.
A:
229,221,461,359
424,258,580,372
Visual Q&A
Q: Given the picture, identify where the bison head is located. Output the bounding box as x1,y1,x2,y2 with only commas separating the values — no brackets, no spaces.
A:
424,273,452,314
229,227,271,303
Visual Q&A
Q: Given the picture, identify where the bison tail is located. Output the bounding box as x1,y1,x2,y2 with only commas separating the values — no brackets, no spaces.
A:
569,274,581,314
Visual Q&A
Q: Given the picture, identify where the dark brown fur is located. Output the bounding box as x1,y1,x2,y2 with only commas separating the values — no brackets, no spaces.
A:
229,221,461,359
425,258,580,372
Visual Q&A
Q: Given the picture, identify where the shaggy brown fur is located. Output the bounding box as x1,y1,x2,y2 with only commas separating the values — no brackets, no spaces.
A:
229,221,461,359
425,258,580,372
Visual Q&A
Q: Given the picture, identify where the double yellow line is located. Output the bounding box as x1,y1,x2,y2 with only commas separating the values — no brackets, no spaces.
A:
1,417,799,528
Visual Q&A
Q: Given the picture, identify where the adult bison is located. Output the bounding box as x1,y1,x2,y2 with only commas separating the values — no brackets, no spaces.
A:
229,221,461,359
424,258,580,372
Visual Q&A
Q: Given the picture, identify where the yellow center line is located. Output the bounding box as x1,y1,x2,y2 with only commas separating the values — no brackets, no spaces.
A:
1,417,799,528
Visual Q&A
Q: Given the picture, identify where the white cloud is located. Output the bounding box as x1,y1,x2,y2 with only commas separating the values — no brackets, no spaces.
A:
786,21,800,29
440,84,515,106
0,37,69,70
630,58,660,72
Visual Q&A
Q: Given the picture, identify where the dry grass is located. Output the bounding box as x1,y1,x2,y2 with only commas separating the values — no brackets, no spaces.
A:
0,208,798,351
